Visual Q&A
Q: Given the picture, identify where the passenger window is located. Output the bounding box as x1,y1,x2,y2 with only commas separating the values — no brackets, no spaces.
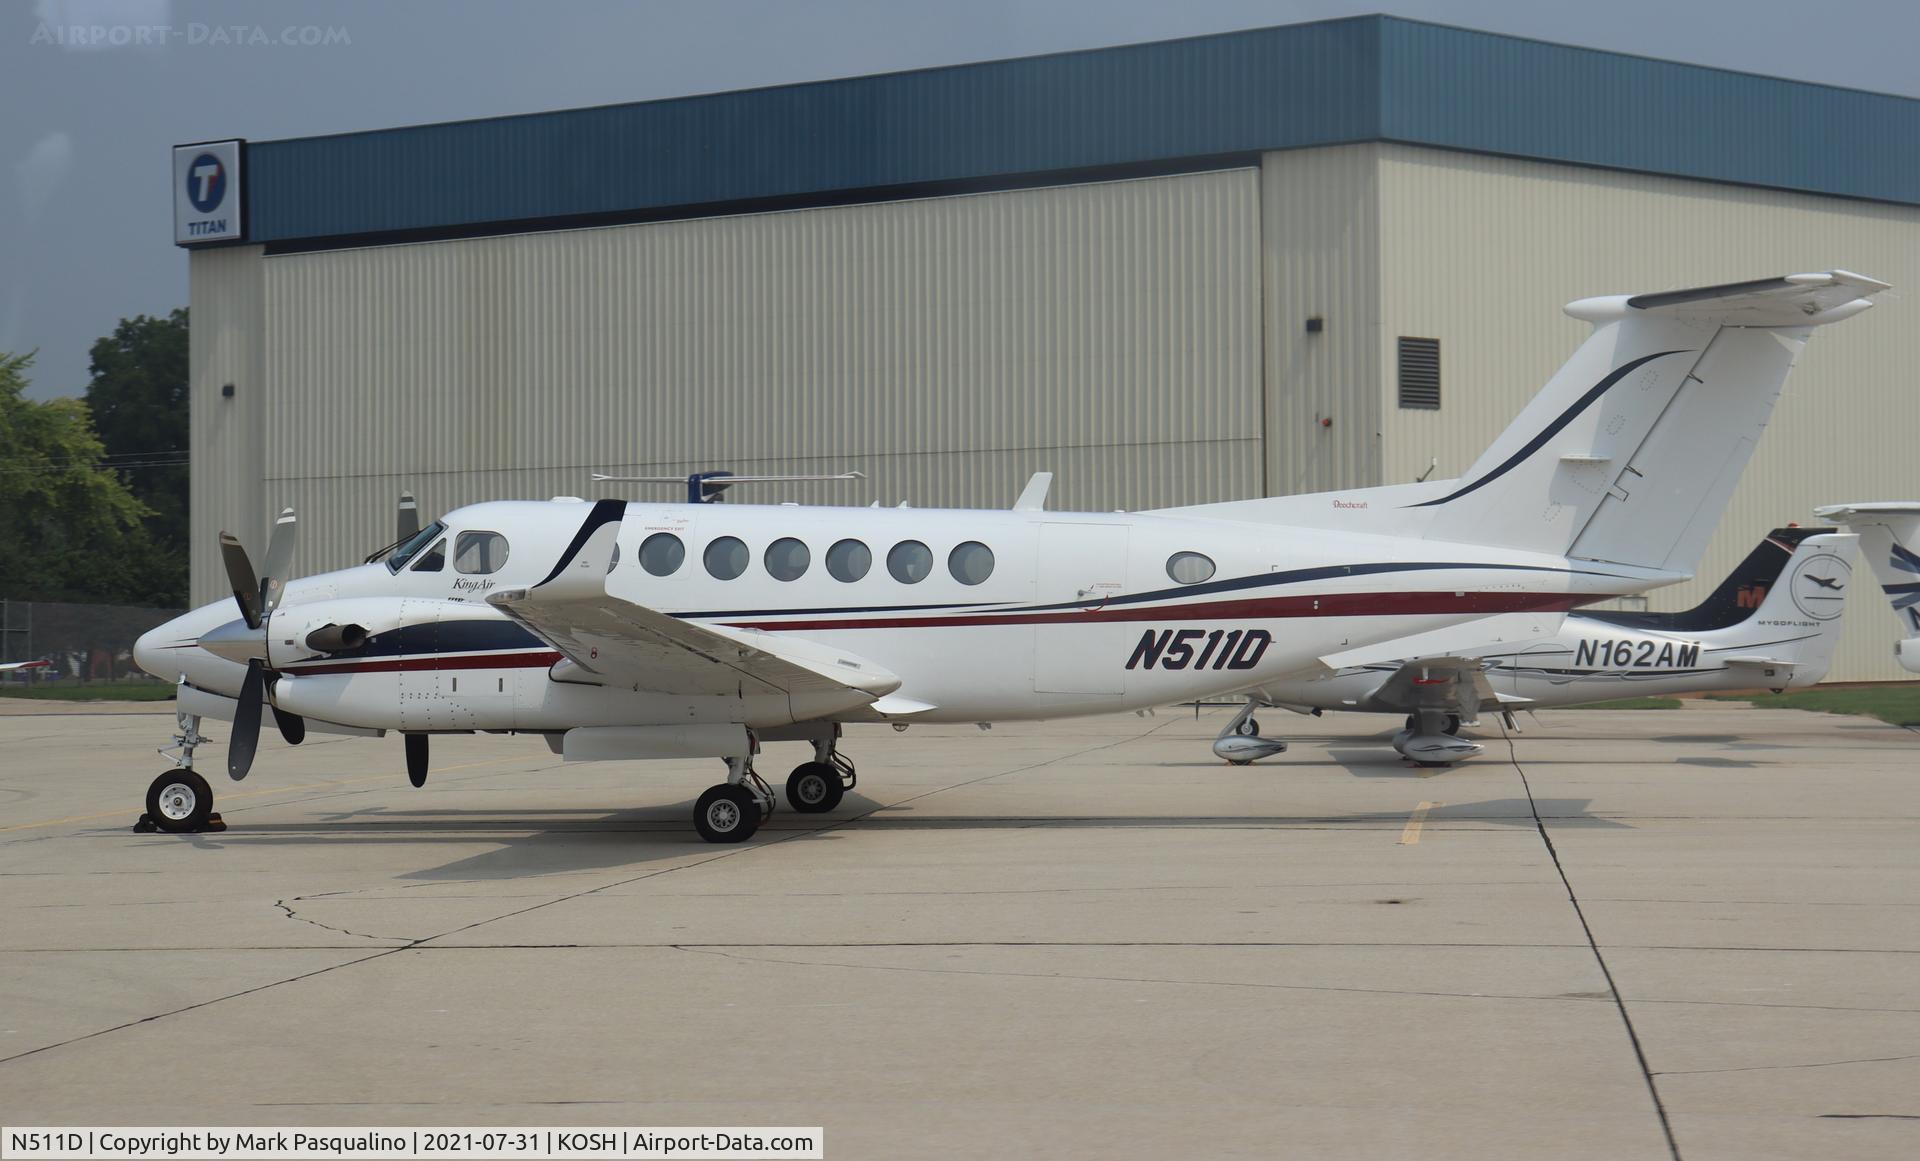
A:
887,540,933,584
1166,551,1215,584
947,541,994,585
704,536,749,580
411,539,446,572
454,531,510,574
826,539,871,582
639,532,685,577
764,537,810,581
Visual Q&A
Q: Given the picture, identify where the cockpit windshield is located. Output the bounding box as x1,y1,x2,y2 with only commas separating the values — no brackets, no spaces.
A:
384,521,447,572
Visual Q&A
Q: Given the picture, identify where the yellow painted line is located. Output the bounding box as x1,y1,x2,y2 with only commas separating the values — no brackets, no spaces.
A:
0,755,535,833
1398,801,1442,845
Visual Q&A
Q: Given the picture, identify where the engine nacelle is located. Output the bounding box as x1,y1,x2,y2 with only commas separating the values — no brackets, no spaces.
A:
264,597,442,667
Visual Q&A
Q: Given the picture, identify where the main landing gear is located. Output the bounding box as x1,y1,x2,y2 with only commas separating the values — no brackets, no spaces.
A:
694,754,778,844
692,734,859,843
135,700,227,834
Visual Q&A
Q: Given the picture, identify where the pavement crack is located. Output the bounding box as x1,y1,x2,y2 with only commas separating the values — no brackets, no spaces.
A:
1500,720,1682,1161
1654,1053,1920,1077
0,947,405,1069
273,897,405,944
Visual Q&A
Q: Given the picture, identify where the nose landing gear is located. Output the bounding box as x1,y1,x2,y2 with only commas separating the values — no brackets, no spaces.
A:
134,696,227,833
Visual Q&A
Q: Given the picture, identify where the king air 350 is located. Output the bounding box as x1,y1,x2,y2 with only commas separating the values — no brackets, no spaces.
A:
136,271,1886,841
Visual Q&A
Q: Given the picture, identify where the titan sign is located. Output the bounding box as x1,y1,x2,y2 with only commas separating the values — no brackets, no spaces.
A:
173,139,244,245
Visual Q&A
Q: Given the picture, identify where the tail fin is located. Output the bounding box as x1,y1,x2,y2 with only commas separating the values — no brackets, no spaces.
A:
1814,503,1920,673
1421,272,1885,572
1162,272,1887,579
1583,526,1830,633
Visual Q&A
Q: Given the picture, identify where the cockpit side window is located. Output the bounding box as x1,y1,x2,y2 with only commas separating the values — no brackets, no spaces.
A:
387,521,446,572
455,531,510,574
410,538,446,572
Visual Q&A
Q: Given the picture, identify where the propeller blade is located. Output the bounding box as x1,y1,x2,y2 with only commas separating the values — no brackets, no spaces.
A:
272,706,306,746
397,492,420,543
228,659,265,781
219,532,263,630
405,734,429,787
259,508,297,617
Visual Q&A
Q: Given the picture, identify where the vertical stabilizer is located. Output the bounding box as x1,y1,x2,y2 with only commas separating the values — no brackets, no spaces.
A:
1419,272,1885,573
1814,503,1920,673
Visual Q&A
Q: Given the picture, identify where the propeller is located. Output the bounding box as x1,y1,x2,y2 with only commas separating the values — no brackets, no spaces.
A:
272,707,306,746
210,508,297,781
397,491,420,543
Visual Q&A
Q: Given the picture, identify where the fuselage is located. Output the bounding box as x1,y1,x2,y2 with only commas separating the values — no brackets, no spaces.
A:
137,498,1681,733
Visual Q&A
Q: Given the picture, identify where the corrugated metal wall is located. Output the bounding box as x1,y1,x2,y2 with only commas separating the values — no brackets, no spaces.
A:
1259,145,1380,495
197,170,1263,588
1374,143,1920,681
187,246,266,604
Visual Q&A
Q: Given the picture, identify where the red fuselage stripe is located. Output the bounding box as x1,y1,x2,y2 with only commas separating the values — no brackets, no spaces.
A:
720,590,1595,632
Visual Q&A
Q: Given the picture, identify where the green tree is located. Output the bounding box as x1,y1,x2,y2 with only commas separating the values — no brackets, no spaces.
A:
0,351,175,604
83,309,189,566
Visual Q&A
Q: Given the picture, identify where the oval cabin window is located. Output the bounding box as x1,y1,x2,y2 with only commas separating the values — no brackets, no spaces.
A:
826,539,872,582
947,541,994,586
1166,551,1215,585
887,541,933,584
764,537,811,581
704,536,749,580
639,533,685,577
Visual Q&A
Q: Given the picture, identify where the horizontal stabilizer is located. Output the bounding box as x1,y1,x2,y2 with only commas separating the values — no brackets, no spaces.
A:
1622,270,1889,325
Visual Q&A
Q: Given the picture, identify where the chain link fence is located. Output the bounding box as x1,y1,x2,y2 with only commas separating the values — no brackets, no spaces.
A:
0,599,183,687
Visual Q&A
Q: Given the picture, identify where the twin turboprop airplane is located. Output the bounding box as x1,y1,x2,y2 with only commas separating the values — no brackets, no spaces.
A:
1815,502,1920,673
133,269,1888,842
1212,527,1858,765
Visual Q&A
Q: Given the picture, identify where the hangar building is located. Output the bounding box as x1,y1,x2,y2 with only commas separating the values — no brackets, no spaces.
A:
178,16,1920,681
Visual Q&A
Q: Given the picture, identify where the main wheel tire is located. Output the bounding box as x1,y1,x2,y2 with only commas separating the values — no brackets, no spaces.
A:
146,770,213,834
785,762,844,813
694,784,760,843
1236,717,1261,737
1443,714,1462,736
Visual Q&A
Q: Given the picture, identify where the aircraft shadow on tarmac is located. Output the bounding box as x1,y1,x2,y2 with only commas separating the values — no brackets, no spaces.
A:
152,791,1627,879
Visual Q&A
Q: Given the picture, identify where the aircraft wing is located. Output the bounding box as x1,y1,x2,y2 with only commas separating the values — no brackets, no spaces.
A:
1360,657,1500,716
486,588,901,703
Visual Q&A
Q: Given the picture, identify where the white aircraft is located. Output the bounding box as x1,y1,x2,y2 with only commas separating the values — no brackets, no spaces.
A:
133,269,1887,841
1813,502,1920,673
1212,527,1858,765
0,660,50,673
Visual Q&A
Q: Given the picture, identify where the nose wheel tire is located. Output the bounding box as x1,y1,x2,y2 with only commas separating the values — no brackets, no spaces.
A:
145,770,213,834
785,762,845,813
1235,717,1261,737
694,784,761,843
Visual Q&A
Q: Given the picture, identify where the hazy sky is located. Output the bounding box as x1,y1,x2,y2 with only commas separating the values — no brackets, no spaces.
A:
3,0,1915,400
